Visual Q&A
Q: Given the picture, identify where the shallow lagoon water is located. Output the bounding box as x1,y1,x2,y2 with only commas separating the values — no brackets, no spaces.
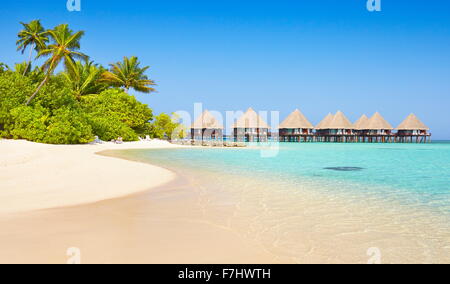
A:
123,142,450,212
114,142,450,263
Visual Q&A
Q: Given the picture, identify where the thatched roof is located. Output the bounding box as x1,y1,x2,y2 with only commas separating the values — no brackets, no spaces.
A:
315,113,334,130
279,109,314,129
354,115,370,130
396,114,429,131
232,108,271,129
327,111,355,129
366,112,393,130
191,110,224,129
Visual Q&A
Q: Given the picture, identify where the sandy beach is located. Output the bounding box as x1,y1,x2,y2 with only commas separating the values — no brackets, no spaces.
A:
0,139,276,264
0,139,183,214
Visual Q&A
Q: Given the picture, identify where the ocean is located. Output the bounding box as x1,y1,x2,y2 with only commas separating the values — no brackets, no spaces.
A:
110,142,450,263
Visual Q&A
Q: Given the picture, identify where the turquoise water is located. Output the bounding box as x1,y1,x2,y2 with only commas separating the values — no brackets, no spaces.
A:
110,142,450,263
120,142,450,216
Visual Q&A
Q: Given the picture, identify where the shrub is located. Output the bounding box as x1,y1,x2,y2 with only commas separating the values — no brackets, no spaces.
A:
6,105,94,144
81,89,153,141
0,72,35,136
150,113,186,140
86,115,138,142
0,72,166,144
7,105,48,142
32,75,76,110
45,107,94,144
82,89,153,129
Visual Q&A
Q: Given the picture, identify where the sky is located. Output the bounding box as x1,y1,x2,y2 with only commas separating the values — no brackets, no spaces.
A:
1,0,450,139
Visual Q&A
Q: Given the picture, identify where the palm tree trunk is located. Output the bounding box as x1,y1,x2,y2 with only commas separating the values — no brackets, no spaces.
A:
26,75,48,105
24,43,34,76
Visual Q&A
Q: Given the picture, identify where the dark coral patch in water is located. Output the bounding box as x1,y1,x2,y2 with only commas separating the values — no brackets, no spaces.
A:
377,148,406,151
324,167,365,172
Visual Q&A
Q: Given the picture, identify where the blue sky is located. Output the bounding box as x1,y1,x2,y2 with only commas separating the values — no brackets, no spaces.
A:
1,0,450,138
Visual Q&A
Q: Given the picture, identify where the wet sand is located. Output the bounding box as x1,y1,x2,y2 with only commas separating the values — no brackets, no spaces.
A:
0,173,276,264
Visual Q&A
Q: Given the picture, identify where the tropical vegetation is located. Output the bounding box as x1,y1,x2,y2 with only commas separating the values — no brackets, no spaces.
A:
0,20,184,144
101,56,156,94
16,20,48,76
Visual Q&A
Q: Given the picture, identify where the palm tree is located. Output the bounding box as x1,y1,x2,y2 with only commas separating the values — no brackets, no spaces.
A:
14,62,32,76
63,60,107,99
101,56,156,94
16,20,49,76
26,24,88,105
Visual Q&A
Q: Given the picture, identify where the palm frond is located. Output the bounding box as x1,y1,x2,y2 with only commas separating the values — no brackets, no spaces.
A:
16,20,48,54
101,56,157,94
66,31,85,49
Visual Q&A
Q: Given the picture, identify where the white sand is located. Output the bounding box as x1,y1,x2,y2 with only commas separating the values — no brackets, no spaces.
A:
0,139,184,214
0,139,278,264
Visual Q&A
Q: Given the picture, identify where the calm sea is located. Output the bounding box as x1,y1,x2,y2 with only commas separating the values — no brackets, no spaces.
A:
121,142,450,213
110,141,450,263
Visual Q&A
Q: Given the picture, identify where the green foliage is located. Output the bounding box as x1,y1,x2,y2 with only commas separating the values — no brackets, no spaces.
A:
81,89,153,141
9,62,45,84
7,105,48,141
0,72,35,134
150,113,186,140
28,65,46,84
86,116,138,142
0,72,33,109
14,62,32,76
27,24,88,105
37,24,88,75
34,74,77,109
63,60,108,99
82,89,153,129
16,20,49,77
0,62,10,73
0,72,93,144
16,20,48,55
6,105,93,144
101,56,156,94
45,107,93,144
1,20,170,145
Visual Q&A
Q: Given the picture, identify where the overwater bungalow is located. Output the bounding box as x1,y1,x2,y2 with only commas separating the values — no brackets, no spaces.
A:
356,112,394,143
354,114,370,142
396,114,431,143
279,109,314,142
190,110,224,141
316,111,355,142
315,113,334,142
232,108,270,142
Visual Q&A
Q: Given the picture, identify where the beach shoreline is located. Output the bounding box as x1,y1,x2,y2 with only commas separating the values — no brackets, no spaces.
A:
2,139,450,264
0,139,186,215
0,139,278,264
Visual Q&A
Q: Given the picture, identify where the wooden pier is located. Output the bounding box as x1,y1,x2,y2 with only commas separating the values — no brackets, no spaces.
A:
190,110,431,144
